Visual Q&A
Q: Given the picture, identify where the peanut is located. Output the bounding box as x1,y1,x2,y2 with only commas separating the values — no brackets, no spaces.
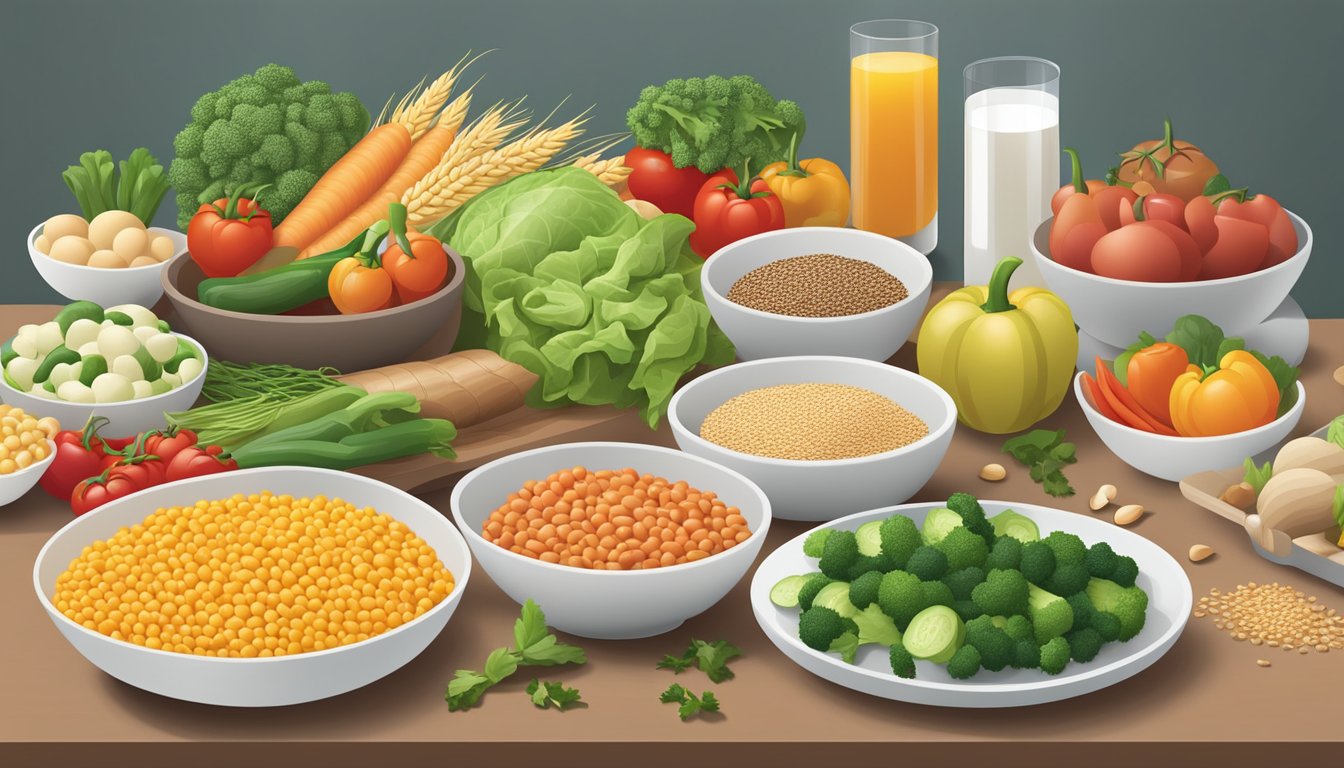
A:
1089,484,1118,511
979,463,1006,482
1219,482,1255,509
1113,504,1145,526
1189,544,1215,562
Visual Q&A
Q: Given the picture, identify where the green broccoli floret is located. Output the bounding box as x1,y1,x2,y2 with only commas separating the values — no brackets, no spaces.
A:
168,63,370,228
1066,627,1104,663
952,600,982,622
1042,531,1087,566
985,536,1023,571
964,615,1014,672
1039,636,1071,675
797,574,833,611
802,528,834,558
905,546,949,581
1046,562,1092,597
854,603,903,647
846,554,895,581
1020,541,1057,585
1085,578,1149,641
879,515,922,568
889,642,916,679
996,614,1034,643
877,570,926,628
935,527,989,572
1092,611,1122,642
849,571,884,609
1066,592,1096,629
1109,556,1140,588
920,580,955,608
799,606,850,651
946,493,997,545
819,530,860,580
946,644,982,679
943,567,986,601
1027,583,1075,644
972,569,1030,617
1012,638,1041,669
1084,541,1119,578
625,74,805,173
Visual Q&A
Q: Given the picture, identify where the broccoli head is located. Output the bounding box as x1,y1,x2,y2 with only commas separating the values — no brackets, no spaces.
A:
847,554,895,581
998,614,1034,643
1012,638,1042,669
972,569,1030,617
1042,531,1088,566
1066,592,1096,629
1019,541,1057,585
849,570,884,609
952,600,983,622
1109,555,1140,588
879,514,922,568
946,644,982,680
1046,562,1092,597
920,580,955,608
819,529,860,580
168,63,370,228
625,74,806,173
946,492,996,545
1085,578,1149,641
1092,610,1123,642
985,536,1023,571
964,615,1014,672
797,574,833,611
943,566,987,601
1084,541,1119,578
889,642,917,679
1027,583,1075,644
1066,627,1104,663
799,606,850,651
1039,636,1071,675
877,570,925,628
905,545,950,581
802,528,834,558
935,527,989,572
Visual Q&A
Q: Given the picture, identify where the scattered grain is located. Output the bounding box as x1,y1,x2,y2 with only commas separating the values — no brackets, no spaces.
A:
1256,659,1271,667
1192,582,1344,655
725,254,909,318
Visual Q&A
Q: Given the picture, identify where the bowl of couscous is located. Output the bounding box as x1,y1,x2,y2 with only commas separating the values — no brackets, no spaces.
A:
668,356,957,521
450,442,771,639
32,467,471,707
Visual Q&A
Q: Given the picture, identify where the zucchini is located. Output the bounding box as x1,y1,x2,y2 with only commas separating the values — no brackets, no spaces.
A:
769,574,813,609
903,605,965,664
54,301,104,334
812,581,860,619
921,507,964,546
856,520,884,557
196,232,362,314
33,345,80,384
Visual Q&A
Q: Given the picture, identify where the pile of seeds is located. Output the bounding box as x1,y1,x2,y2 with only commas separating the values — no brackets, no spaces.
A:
726,254,909,318
1193,582,1344,653
699,383,928,461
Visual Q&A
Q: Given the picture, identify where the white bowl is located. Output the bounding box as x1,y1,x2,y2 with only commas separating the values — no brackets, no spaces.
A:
29,222,185,308
1029,211,1311,348
0,439,56,506
701,227,934,361
1074,372,1306,482
668,356,957,521
450,441,771,639
33,467,472,707
0,335,208,436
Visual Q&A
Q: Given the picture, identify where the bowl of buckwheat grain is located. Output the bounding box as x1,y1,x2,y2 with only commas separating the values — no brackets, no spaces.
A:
701,227,933,362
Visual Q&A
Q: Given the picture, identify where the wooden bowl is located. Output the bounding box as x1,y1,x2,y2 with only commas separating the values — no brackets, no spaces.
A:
161,248,464,371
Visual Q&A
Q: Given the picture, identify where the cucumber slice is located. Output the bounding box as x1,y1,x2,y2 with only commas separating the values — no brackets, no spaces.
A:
856,520,884,557
54,301,104,334
770,574,813,609
32,345,80,384
990,510,1041,543
78,354,108,386
812,581,860,619
903,605,965,664
921,507,964,545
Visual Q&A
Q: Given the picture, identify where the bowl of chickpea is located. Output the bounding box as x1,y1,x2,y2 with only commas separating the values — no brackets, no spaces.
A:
450,441,771,640
0,405,59,506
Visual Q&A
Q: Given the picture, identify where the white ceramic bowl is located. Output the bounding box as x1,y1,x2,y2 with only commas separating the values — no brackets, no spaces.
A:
0,439,56,506
29,222,185,308
450,442,771,639
33,467,472,707
701,227,934,361
668,356,957,521
0,335,208,436
1029,211,1311,348
1074,372,1306,482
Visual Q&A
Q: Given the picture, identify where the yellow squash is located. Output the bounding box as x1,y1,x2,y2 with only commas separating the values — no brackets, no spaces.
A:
917,257,1078,434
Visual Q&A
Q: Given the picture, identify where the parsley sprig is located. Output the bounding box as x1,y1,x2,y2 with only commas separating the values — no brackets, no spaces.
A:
445,600,586,712
659,683,721,721
656,639,741,683
1002,429,1078,498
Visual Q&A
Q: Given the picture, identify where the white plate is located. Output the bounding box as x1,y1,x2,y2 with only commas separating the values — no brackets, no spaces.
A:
750,500,1192,708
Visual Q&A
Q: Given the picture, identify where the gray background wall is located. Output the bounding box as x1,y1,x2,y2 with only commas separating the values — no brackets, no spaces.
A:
2,0,1338,315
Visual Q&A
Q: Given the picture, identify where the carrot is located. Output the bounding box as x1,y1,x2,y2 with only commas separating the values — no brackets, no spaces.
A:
1079,372,1124,424
335,349,538,429
1094,358,1179,435
273,123,414,253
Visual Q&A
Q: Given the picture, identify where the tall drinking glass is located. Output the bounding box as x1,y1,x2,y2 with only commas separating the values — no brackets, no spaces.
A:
850,20,939,255
963,57,1060,290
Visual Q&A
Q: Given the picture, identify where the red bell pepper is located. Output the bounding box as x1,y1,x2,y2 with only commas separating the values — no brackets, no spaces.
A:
165,445,237,482
688,161,785,259
625,147,712,220
187,183,274,278
39,416,125,500
70,454,167,516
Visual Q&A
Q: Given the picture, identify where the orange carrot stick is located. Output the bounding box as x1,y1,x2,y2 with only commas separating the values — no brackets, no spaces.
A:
1095,358,1179,435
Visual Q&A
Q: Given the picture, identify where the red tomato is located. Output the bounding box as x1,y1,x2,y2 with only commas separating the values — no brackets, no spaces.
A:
1118,193,1188,229
1092,186,1139,231
625,147,712,220
1048,194,1107,272
1200,215,1270,280
1184,196,1219,253
142,427,198,465
1214,194,1298,268
688,169,785,258
383,232,449,305
1050,148,1108,216
187,190,274,278
165,446,237,483
38,416,124,500
1143,220,1202,281
1090,222,1187,282
70,458,167,517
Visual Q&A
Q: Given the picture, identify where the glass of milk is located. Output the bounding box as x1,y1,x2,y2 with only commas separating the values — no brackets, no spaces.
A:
963,57,1060,290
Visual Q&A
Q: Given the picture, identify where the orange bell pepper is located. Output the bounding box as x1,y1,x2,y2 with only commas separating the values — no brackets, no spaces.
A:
1125,342,1189,428
757,132,850,228
1168,350,1280,436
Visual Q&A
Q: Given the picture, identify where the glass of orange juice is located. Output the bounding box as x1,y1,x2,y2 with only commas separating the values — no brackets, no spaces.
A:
850,20,939,254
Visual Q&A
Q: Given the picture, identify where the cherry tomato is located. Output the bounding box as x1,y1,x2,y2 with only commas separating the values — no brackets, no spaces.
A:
165,446,237,482
1118,193,1188,229
383,232,449,304
329,256,395,314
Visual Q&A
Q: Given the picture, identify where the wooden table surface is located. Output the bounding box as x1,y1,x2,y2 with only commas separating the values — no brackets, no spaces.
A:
2,302,1342,767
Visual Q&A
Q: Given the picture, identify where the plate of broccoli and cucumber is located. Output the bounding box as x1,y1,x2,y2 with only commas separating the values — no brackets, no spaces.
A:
752,492,1192,707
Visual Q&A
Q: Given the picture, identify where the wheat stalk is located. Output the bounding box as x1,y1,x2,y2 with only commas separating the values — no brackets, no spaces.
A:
572,153,632,187
401,103,528,208
393,50,488,140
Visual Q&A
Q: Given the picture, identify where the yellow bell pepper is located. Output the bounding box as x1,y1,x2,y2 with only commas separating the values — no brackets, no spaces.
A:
758,134,850,228
917,257,1078,434
1168,350,1280,436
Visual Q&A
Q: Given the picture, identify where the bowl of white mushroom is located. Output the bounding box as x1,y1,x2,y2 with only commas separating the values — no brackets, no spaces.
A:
0,302,207,435
29,212,185,309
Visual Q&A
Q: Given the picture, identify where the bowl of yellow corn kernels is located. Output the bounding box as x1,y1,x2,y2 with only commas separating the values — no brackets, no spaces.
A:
0,405,59,506
33,466,472,707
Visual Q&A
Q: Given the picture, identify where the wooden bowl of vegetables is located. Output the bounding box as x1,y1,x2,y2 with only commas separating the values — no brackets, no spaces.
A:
160,241,465,371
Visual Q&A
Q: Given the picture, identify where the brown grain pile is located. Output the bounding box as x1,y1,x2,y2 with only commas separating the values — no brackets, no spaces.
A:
726,254,909,318
1193,582,1343,653
699,383,928,461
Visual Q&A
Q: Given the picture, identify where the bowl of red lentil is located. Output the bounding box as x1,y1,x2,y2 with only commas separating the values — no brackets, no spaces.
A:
450,442,771,639
32,467,472,707
701,226,933,362
668,356,957,521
